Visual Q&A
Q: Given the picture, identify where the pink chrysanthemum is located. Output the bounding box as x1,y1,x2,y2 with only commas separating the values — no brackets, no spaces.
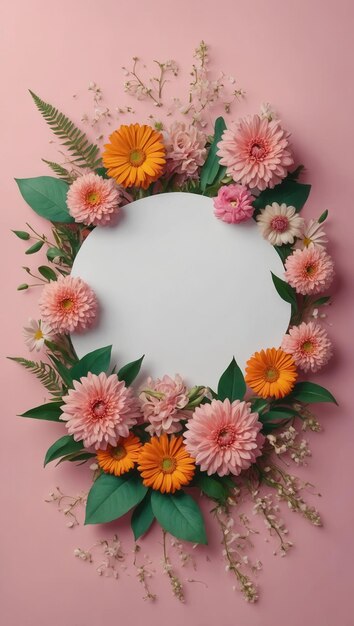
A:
282,321,332,373
217,115,294,191
67,173,123,226
60,372,141,450
284,247,334,295
183,399,264,476
213,184,254,224
164,122,207,185
39,275,98,334
140,374,189,436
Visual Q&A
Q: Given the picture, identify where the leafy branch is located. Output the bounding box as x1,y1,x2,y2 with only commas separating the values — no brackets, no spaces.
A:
8,357,64,397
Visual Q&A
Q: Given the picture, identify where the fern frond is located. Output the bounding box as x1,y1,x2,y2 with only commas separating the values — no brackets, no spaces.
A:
42,159,76,184
30,90,102,170
9,357,64,397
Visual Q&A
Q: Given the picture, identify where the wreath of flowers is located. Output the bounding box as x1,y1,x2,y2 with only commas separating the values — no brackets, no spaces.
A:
11,43,337,603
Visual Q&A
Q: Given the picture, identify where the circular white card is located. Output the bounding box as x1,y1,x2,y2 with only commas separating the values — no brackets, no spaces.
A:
71,192,290,389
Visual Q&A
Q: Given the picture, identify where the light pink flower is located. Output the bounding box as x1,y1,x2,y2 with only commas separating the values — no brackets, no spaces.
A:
282,322,332,373
164,122,207,185
39,275,98,334
23,318,52,351
183,399,264,476
284,247,334,295
257,202,304,246
296,218,328,249
139,374,189,436
213,184,254,224
217,115,294,191
60,372,141,450
67,173,123,226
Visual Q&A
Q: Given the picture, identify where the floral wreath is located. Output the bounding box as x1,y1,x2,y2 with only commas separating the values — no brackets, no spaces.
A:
11,43,337,603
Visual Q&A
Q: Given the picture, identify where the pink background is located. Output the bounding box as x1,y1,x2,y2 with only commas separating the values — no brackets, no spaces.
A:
2,1,354,624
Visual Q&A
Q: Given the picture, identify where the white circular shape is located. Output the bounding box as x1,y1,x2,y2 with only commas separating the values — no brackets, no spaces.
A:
71,192,290,389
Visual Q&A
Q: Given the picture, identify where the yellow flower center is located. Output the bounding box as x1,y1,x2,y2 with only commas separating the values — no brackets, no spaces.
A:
160,456,177,474
302,340,314,353
86,191,100,205
230,200,239,207
264,367,280,382
129,148,146,167
305,264,316,276
111,445,127,460
34,329,43,340
303,236,312,247
61,298,74,310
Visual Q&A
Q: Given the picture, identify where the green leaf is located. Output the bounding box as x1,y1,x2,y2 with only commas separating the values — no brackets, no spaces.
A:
131,492,155,540
20,401,63,421
95,167,109,179
312,296,330,307
49,355,73,388
289,382,338,405
85,473,147,525
12,230,30,240
200,117,226,192
151,490,207,544
38,265,57,281
260,407,298,424
217,357,246,402
15,176,73,223
117,355,144,387
253,179,311,214
271,272,297,311
46,246,70,262
17,283,29,290
42,159,74,184
194,473,229,503
286,165,305,181
44,435,83,466
8,356,63,395
274,243,293,264
25,240,44,255
251,398,269,413
56,451,95,465
318,209,328,224
70,346,112,381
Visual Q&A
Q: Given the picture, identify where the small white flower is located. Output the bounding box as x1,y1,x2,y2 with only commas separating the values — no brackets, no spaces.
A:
257,203,304,246
260,102,277,121
296,218,328,249
23,318,52,352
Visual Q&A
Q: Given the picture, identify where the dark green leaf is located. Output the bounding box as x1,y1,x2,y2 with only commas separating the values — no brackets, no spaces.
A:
271,272,297,311
85,473,147,525
70,346,112,381
15,176,74,223
260,408,298,424
95,167,109,179
117,355,144,387
44,435,83,466
289,382,338,405
20,401,63,421
194,473,229,503
251,398,269,413
17,283,29,291
274,243,293,264
312,296,330,307
56,451,95,465
318,209,328,224
200,117,226,192
12,230,30,240
25,241,44,255
46,247,70,262
49,355,73,388
151,490,207,544
217,357,246,402
131,492,155,540
286,165,305,181
253,179,311,214
38,265,57,281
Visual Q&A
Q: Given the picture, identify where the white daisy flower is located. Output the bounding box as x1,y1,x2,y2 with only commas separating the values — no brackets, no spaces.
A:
23,319,52,352
296,218,328,249
256,202,304,246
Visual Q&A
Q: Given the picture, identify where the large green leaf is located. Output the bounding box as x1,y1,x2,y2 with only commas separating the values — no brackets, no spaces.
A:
20,401,63,421
85,473,148,525
49,355,73,388
15,176,73,223
194,473,230,504
271,272,297,312
253,179,311,214
151,490,207,544
289,382,338,405
44,435,83,466
70,346,112,382
117,355,144,387
131,492,155,540
217,357,246,402
200,117,226,192
260,407,298,424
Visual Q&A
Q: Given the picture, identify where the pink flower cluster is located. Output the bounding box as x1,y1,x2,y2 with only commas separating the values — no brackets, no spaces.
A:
164,122,207,185
139,374,189,436
213,184,254,224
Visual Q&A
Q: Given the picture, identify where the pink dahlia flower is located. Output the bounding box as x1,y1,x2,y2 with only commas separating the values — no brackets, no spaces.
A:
217,115,294,191
60,372,141,450
139,374,189,436
213,184,254,224
183,399,264,476
282,321,332,373
164,122,207,185
39,275,98,334
67,173,123,226
284,247,334,295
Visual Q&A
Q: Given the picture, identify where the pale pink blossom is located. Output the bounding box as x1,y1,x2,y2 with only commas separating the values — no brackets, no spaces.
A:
139,374,189,436
67,173,123,226
282,322,332,373
257,202,304,246
60,372,141,450
164,122,207,185
217,115,294,190
296,218,328,249
214,184,254,224
39,275,98,334
284,247,334,295
184,399,264,476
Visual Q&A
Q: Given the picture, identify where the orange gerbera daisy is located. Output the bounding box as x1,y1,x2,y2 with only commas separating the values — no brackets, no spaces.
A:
245,347,297,399
96,434,142,476
102,123,166,189
138,434,195,494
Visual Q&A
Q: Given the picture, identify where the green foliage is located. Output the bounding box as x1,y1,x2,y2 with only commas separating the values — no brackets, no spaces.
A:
25,241,44,254
274,243,293,264
151,490,207,544
271,272,298,313
70,346,112,381
318,209,328,224
12,230,30,240
42,159,75,184
30,90,101,170
251,398,269,413
117,355,144,387
20,401,63,421
38,265,57,281
17,283,29,291
200,117,226,192
253,178,311,214
131,492,155,540
49,355,73,388
312,296,331,307
194,473,230,504
288,382,338,405
217,357,246,402
44,435,83,466
15,176,73,223
8,357,63,396
85,473,147,525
